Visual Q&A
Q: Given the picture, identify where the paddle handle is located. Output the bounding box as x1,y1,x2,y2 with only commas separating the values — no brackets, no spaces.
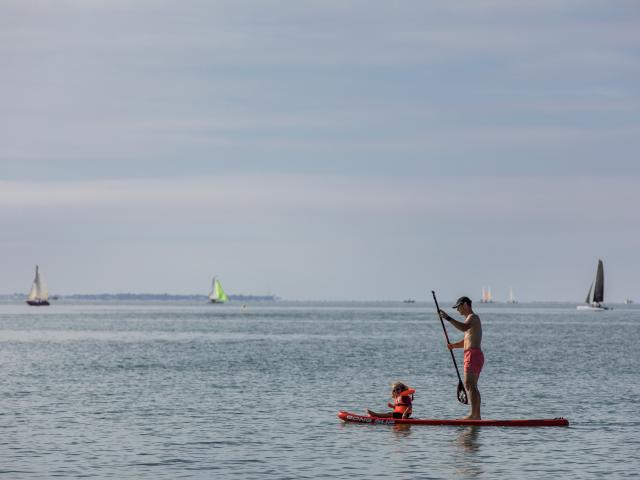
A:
432,290,464,384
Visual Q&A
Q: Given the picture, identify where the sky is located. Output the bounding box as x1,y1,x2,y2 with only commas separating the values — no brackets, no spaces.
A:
1,0,639,301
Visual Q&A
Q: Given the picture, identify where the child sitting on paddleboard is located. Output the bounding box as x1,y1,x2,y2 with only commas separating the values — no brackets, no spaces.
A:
367,382,415,419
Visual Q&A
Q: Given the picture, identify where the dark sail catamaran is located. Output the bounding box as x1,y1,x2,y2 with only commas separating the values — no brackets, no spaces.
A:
577,259,608,311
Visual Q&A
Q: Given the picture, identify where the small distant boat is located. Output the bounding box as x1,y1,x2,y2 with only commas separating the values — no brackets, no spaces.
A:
577,259,608,311
624,299,634,305
403,299,416,304
209,276,229,304
507,287,517,304
26,265,50,306
481,286,493,303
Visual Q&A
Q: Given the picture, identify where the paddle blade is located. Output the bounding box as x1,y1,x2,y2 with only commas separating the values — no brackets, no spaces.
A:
457,382,468,404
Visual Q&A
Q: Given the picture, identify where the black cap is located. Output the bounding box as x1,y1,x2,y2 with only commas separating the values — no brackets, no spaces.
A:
452,296,472,308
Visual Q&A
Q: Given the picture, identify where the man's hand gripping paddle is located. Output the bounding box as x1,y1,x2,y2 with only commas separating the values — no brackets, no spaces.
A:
432,290,468,405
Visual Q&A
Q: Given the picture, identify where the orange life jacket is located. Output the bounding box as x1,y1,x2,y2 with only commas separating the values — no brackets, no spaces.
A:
390,388,415,414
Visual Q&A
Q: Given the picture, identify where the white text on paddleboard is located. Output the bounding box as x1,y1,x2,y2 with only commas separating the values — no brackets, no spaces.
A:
346,415,395,425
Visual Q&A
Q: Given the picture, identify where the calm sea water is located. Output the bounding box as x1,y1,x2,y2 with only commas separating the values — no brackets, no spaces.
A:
1,301,639,479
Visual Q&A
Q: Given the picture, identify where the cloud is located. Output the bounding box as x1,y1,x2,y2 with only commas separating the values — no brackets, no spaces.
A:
1,0,639,179
1,174,637,223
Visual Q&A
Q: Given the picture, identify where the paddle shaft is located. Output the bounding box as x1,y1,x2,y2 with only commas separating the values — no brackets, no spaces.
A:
431,291,465,385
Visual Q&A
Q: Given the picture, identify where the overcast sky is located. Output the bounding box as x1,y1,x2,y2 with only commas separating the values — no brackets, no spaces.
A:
1,0,639,301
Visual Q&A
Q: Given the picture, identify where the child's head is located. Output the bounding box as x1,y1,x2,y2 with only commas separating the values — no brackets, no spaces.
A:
391,381,409,397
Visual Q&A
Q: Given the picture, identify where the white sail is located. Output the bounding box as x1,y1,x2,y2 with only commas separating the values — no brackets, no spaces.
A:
27,282,39,301
27,265,49,303
39,279,49,300
209,277,216,299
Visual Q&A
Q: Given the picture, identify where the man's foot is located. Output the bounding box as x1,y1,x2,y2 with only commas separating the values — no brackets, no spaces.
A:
461,414,481,420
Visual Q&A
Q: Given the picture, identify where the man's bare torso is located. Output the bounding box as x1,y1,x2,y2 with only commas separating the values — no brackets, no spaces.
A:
464,313,482,350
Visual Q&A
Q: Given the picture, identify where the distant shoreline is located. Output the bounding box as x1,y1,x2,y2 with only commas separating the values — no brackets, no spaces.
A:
0,293,279,302
0,294,636,304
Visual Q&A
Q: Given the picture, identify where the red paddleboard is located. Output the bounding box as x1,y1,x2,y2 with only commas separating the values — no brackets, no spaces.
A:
337,411,569,427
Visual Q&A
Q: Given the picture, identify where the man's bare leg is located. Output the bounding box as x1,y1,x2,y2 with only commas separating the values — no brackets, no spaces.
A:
366,410,394,418
463,372,481,420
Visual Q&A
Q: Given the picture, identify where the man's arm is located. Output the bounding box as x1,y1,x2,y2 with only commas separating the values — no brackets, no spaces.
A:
439,310,474,332
447,340,464,350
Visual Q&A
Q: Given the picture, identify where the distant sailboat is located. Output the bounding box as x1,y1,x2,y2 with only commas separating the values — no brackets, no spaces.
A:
209,276,229,304
481,286,493,303
507,287,517,304
26,265,50,306
577,259,608,311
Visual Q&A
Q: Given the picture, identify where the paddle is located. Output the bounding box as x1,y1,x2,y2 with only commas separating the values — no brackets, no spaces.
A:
431,290,468,405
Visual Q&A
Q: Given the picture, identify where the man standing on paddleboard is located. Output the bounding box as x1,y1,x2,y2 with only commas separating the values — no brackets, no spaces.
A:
439,296,484,420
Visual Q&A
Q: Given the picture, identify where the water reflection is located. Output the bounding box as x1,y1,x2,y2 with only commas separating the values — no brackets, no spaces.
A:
455,427,483,477
457,426,480,452
392,424,412,437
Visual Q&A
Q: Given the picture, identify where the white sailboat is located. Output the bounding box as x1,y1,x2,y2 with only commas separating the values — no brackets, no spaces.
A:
26,265,50,306
577,259,608,311
507,287,517,304
209,276,229,304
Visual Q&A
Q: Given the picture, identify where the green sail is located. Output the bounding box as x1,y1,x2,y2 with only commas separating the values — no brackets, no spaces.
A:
214,279,228,302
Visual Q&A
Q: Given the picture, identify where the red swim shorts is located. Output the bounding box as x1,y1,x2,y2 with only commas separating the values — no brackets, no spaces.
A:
464,348,484,377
